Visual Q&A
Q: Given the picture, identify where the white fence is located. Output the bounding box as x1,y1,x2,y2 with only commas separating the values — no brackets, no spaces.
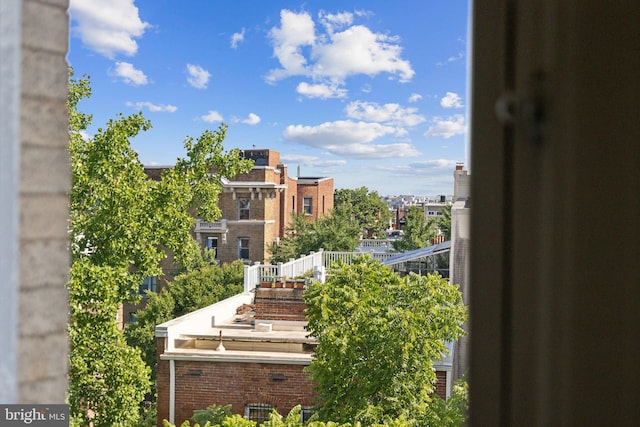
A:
323,251,395,268
355,239,395,251
243,250,324,293
243,245,444,293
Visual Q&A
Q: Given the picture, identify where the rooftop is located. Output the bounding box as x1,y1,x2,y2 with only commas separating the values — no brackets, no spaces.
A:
157,290,315,365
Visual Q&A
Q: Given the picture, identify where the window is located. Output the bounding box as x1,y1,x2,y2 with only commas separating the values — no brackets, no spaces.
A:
303,197,312,215
138,276,157,294
238,196,250,220
238,237,250,260
205,236,218,259
322,195,325,213
128,312,138,323
245,404,273,424
301,407,316,423
205,236,218,251
292,195,295,212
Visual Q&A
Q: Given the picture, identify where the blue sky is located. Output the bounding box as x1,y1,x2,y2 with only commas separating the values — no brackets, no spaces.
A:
67,0,469,196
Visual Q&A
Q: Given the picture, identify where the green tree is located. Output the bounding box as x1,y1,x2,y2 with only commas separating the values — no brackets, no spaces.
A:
68,71,253,426
418,379,468,427
434,204,452,241
333,187,391,238
269,213,360,263
392,206,436,252
304,256,467,425
125,260,244,375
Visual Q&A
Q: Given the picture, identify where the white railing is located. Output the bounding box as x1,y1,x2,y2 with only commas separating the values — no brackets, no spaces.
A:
195,218,227,232
356,239,394,250
323,251,395,268
243,250,324,293
243,245,446,293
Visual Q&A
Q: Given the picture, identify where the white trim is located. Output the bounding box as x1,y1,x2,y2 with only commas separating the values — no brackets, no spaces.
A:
0,0,21,404
169,359,175,424
160,353,312,365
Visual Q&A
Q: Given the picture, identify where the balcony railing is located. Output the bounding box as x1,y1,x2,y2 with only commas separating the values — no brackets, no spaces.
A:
194,218,227,232
242,242,451,293
243,250,324,293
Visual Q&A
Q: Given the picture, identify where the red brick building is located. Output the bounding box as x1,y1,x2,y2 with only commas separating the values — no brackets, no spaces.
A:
155,282,453,426
193,149,334,266
155,288,316,426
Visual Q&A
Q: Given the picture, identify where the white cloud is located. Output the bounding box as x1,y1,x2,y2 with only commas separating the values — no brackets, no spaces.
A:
296,82,347,99
410,159,459,170
78,130,91,142
436,51,464,66
266,9,414,85
231,28,245,49
376,160,459,178
281,154,347,168
283,120,419,159
440,92,463,108
69,0,150,59
240,113,261,125
266,10,316,82
408,93,423,103
319,10,353,33
126,101,177,112
312,25,414,82
112,61,148,85
424,114,467,138
201,111,223,123
345,101,425,127
186,64,211,89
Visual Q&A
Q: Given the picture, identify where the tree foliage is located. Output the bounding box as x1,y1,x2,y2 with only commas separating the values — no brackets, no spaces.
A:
434,204,452,241
160,395,468,427
392,206,436,252
67,71,253,426
304,256,467,424
269,213,360,263
125,260,244,372
333,187,391,238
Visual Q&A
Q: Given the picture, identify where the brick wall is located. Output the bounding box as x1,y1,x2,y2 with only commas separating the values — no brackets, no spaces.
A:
16,0,70,403
156,337,170,424
155,349,315,427
316,178,334,216
434,370,447,400
175,361,313,426
253,288,307,321
296,178,334,220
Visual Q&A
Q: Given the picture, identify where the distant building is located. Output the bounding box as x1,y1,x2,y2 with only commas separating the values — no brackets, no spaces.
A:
124,150,334,326
191,149,334,265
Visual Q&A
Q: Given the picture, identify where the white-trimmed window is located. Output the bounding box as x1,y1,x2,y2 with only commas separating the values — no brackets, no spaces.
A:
138,276,157,294
238,197,250,220
244,403,274,424
303,197,312,215
238,237,250,260
205,236,218,259
206,236,218,251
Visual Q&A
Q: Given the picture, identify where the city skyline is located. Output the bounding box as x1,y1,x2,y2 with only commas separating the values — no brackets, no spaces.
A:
68,0,469,196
